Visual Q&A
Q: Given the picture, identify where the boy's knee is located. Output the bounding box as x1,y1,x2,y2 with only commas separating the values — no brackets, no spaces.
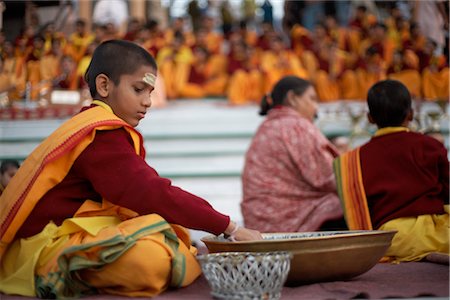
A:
81,239,172,296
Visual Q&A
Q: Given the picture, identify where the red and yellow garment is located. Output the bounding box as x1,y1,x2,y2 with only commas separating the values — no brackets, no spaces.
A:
334,127,449,262
0,104,201,297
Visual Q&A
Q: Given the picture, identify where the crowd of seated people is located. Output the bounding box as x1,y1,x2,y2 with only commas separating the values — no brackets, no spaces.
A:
0,20,96,104
0,3,448,107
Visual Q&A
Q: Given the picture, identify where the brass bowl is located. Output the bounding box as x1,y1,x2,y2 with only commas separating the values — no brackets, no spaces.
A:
201,230,397,285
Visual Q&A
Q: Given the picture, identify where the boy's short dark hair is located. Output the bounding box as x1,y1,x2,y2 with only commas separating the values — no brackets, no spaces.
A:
0,160,20,174
367,80,411,128
84,40,158,98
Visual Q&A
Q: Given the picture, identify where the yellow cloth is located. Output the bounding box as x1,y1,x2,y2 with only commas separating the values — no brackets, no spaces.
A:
380,205,449,263
422,67,450,100
315,70,340,102
227,69,263,105
0,201,201,298
76,55,92,77
261,50,309,94
39,54,60,82
339,70,361,100
374,126,409,137
388,69,422,98
0,214,119,297
91,99,113,113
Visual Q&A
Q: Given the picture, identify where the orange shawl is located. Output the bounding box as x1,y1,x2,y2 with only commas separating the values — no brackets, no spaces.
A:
333,148,373,230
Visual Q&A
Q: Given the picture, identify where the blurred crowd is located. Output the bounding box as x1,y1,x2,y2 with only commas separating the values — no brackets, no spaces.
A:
0,0,448,107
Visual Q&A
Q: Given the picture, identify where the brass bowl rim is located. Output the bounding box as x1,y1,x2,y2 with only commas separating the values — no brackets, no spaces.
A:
197,251,293,261
201,230,397,245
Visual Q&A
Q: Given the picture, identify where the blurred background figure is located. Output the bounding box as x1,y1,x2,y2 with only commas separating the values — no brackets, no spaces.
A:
0,159,20,196
187,0,202,33
412,0,448,56
260,0,273,26
0,0,447,104
92,0,128,36
241,0,257,29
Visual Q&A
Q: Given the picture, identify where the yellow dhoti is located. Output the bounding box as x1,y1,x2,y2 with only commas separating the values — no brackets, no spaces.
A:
0,200,201,298
380,206,449,263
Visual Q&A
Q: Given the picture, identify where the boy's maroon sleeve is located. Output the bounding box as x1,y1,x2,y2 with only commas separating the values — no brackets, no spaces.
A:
74,128,230,235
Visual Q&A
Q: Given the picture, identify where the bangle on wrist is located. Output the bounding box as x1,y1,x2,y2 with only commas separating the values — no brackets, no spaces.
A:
224,222,240,241
229,224,239,236
224,221,238,235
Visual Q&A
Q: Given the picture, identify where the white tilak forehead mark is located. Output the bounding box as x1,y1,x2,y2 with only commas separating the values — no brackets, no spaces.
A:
143,73,156,87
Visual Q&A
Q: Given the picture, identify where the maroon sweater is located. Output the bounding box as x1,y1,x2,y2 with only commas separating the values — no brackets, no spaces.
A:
16,111,230,238
360,131,449,229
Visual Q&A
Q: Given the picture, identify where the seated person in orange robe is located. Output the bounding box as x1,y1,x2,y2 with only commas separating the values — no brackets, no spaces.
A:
157,32,194,99
25,35,46,100
1,41,26,101
417,39,449,100
0,40,261,299
387,49,421,98
260,35,309,95
226,40,263,105
177,46,228,99
0,56,20,101
52,55,80,90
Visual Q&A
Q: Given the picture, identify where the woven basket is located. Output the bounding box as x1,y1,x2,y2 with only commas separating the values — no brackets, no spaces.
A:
197,251,292,300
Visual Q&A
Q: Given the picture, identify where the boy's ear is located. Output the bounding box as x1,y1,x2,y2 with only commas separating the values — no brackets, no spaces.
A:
95,74,110,98
367,112,376,124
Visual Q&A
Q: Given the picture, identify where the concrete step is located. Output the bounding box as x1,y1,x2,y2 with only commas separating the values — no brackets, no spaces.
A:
0,138,252,160
151,154,244,178
2,101,446,142
172,177,243,220
171,176,244,243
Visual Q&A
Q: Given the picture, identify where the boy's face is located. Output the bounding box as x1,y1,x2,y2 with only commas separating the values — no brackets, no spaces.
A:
106,65,156,127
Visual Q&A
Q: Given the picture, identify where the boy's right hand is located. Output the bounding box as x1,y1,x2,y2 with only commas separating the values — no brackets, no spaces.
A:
231,226,263,241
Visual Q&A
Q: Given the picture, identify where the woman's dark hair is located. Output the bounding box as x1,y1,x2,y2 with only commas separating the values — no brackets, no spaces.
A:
259,76,312,116
0,159,20,174
84,40,157,98
367,80,411,128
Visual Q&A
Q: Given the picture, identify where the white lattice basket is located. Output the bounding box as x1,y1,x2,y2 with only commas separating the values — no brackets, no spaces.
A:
197,251,292,300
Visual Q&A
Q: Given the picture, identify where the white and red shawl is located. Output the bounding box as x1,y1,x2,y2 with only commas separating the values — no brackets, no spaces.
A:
241,106,343,232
